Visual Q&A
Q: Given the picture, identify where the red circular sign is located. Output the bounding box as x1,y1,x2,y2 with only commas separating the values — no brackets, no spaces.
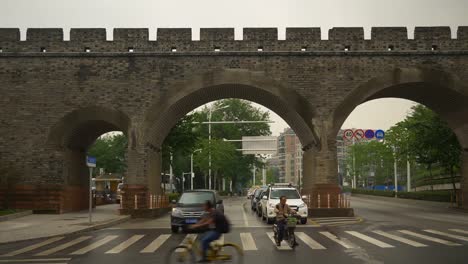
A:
343,129,354,140
353,129,365,139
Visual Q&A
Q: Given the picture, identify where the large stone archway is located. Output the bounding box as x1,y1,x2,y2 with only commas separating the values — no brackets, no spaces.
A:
331,67,468,209
123,69,320,205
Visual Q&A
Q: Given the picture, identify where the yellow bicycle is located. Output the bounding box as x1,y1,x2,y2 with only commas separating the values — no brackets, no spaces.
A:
166,235,243,263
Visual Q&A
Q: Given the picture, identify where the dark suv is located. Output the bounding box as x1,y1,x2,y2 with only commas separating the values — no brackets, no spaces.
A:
170,190,224,233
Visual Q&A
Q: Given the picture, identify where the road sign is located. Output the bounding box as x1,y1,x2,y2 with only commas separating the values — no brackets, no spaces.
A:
353,129,365,139
86,156,96,167
375,129,385,140
365,129,375,139
343,129,354,140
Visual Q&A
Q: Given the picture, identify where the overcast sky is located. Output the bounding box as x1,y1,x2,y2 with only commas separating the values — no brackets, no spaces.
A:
2,0,467,135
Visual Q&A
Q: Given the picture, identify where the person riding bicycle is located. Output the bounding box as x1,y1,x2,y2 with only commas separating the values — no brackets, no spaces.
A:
189,200,229,263
274,195,298,246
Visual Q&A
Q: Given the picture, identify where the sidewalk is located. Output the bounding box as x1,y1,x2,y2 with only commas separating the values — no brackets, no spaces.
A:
0,204,129,244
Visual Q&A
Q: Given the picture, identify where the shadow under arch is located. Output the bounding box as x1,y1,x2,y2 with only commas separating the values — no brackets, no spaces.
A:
142,69,318,149
45,106,131,212
47,106,131,150
331,67,468,147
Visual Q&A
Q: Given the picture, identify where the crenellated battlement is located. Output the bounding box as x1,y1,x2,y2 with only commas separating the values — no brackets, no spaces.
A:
0,26,467,53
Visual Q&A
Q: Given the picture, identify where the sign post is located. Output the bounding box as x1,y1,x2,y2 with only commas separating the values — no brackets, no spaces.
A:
86,156,96,225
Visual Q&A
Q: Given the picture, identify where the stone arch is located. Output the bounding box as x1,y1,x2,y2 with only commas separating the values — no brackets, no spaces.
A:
142,69,318,149
331,67,468,147
46,106,131,212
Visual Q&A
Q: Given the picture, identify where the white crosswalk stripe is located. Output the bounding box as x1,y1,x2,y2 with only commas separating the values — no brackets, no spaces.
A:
449,229,468,235
398,230,461,246
175,234,197,253
106,235,145,254
424,229,468,242
295,232,326,249
240,233,257,251
35,236,92,256
266,232,291,250
319,231,355,249
70,235,119,255
372,230,427,247
2,237,65,257
140,234,171,253
346,231,394,248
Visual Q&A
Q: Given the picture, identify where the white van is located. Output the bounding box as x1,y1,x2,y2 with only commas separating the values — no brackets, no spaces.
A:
260,184,308,224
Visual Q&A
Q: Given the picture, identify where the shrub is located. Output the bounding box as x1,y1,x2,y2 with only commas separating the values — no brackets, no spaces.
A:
168,193,180,203
351,188,395,197
397,190,453,202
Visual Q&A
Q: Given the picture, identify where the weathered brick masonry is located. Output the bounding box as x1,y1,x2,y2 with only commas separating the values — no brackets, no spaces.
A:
1,26,468,213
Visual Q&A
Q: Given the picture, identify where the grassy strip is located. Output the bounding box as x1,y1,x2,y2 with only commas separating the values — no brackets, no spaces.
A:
0,209,17,216
348,188,454,202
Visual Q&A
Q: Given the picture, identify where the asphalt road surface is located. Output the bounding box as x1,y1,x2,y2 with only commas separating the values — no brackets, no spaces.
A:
1,195,468,264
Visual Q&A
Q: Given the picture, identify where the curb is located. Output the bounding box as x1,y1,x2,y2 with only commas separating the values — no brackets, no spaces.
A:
0,210,33,222
0,215,131,245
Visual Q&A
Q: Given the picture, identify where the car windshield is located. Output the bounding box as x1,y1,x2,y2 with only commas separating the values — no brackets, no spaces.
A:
270,189,300,199
178,192,214,205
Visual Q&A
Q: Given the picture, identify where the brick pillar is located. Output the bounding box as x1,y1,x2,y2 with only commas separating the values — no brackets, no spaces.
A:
302,149,341,208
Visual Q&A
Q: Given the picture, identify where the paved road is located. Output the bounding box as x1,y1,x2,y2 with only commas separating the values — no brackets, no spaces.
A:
0,196,467,264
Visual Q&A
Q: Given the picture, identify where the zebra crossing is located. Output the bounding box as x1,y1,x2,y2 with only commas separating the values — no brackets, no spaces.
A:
1,228,468,258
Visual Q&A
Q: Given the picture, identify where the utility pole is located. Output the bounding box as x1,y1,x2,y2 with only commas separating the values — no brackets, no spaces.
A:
208,108,212,190
394,147,398,197
352,137,356,189
252,165,256,186
407,156,411,192
169,153,173,193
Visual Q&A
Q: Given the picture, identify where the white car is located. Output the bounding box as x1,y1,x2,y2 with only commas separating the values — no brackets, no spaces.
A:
260,184,308,224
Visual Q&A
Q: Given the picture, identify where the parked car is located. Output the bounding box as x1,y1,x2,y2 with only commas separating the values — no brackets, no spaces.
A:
255,189,267,217
251,187,267,211
170,190,224,233
247,186,259,199
260,183,308,224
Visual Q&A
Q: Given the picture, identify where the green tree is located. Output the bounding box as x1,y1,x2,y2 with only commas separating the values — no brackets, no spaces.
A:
88,134,127,174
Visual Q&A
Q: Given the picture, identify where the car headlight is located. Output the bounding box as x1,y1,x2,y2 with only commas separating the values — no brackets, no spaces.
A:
298,203,307,208
172,208,183,217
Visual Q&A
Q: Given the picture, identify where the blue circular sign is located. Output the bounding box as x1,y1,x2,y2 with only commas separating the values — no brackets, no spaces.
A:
364,129,375,139
375,129,385,140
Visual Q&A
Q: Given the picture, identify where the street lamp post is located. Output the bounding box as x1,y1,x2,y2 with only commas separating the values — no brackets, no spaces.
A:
191,149,202,190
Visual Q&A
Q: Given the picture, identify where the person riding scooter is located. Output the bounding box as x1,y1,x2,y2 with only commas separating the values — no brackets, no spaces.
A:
274,196,298,246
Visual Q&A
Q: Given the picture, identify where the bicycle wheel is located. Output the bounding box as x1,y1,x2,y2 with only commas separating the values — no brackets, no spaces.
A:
166,245,196,264
288,233,296,249
215,243,243,264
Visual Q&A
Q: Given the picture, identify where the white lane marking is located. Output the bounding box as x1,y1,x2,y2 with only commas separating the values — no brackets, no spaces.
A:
398,230,461,246
140,234,171,253
176,234,197,252
345,231,394,248
36,236,92,256
105,235,145,254
242,209,249,227
240,233,257,251
449,229,468,235
2,236,65,256
424,229,468,242
0,259,71,263
313,217,358,220
319,231,355,249
266,232,291,250
373,230,427,247
295,232,326,249
70,235,119,255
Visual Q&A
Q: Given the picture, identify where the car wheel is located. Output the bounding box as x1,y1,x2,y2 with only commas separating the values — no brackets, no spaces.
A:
301,218,307,225
171,226,179,233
